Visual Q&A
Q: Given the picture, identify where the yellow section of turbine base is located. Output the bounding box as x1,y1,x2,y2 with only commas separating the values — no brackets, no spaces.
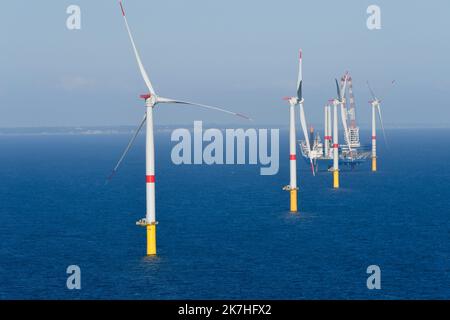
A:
146,224,156,256
333,170,339,189
290,189,298,213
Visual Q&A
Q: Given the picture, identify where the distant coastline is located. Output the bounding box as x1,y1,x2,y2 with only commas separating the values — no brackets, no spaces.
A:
0,124,449,136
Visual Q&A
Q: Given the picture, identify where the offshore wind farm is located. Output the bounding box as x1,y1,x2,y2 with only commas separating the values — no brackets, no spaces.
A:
0,0,449,302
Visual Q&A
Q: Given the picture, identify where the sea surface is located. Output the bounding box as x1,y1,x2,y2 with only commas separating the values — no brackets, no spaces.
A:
0,128,449,299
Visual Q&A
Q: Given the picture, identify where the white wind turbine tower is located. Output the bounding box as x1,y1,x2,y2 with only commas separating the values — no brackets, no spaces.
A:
323,104,332,158
111,1,250,256
367,81,387,172
283,49,313,213
330,76,348,189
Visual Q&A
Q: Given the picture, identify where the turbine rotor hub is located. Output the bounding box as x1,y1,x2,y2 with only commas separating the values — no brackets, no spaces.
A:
289,97,298,105
140,93,157,107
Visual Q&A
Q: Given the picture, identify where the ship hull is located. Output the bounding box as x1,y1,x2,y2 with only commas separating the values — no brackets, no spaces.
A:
301,155,370,172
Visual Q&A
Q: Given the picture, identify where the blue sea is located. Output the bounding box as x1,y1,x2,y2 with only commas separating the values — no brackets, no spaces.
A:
0,128,449,299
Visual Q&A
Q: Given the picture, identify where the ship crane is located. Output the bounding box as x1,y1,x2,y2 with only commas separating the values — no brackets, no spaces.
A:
339,73,361,150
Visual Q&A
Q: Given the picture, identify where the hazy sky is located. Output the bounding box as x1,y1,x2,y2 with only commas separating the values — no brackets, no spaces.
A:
1,0,449,128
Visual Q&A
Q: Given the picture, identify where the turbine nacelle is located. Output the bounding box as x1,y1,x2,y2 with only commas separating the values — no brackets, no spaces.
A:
283,96,303,105
329,98,339,106
140,94,152,100
140,93,157,107
369,99,381,107
330,97,345,105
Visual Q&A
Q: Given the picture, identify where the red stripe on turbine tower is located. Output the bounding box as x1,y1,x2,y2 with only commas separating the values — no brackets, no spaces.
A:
290,155,296,160
146,175,155,183
333,144,339,148
372,136,376,140
325,136,332,140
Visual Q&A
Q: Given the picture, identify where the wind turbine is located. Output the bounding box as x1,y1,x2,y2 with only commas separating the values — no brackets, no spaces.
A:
112,1,249,256
283,49,313,213
367,81,387,172
330,76,348,189
323,104,332,158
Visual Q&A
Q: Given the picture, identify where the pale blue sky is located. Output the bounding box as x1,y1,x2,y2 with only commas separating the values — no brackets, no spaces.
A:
1,0,449,127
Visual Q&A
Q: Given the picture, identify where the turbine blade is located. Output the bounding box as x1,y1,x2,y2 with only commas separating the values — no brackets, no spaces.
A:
299,103,315,176
296,50,303,100
335,78,341,101
119,1,156,95
377,104,388,148
366,81,377,101
157,97,251,120
106,113,147,183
